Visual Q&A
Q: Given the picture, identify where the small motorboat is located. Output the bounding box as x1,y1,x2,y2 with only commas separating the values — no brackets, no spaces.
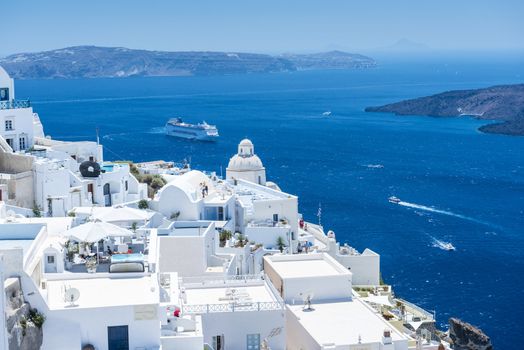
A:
388,196,401,204
433,239,456,251
440,242,456,251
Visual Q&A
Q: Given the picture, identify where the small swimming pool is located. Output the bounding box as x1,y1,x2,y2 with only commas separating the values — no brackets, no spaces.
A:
101,163,115,172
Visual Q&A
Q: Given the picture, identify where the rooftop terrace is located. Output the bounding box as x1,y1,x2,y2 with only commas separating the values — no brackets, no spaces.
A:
287,298,407,347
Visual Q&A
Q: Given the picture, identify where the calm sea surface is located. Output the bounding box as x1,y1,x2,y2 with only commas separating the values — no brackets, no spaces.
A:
17,59,524,348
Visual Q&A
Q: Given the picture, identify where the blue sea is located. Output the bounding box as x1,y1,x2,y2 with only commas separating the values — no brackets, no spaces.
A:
17,58,524,348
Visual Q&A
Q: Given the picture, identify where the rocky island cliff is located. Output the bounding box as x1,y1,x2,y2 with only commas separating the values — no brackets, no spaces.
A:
365,84,524,136
0,46,376,79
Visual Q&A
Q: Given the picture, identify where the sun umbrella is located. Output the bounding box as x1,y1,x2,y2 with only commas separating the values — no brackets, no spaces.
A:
66,220,133,243
65,221,134,264
92,206,150,223
361,295,394,307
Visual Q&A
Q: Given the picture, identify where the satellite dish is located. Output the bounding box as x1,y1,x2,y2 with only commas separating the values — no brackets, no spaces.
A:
300,291,314,311
64,287,80,306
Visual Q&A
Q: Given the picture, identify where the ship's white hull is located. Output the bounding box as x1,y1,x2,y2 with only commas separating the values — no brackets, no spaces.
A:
165,122,219,141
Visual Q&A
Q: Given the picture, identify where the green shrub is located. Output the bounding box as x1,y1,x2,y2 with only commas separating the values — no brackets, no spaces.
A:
138,199,149,209
28,308,45,329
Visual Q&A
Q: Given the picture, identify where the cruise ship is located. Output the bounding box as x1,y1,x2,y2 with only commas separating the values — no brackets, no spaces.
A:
165,117,219,141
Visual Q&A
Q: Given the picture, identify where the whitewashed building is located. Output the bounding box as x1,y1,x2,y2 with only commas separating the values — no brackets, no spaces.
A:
176,275,286,350
0,66,44,152
264,253,410,350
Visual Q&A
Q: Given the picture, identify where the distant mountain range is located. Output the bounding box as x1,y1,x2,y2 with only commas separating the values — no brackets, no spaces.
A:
0,46,376,79
365,84,524,136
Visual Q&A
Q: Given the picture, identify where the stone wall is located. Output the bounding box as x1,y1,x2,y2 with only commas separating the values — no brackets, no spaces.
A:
4,278,43,350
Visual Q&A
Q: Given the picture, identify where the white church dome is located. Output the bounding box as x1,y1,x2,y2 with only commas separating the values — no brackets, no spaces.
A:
227,154,264,171
227,138,264,171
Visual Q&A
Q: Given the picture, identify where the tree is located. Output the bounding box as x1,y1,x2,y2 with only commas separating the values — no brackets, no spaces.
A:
276,236,286,253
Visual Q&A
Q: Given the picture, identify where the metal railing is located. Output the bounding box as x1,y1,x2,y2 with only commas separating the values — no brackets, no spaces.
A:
395,298,435,320
182,301,284,314
0,99,31,110
180,274,263,287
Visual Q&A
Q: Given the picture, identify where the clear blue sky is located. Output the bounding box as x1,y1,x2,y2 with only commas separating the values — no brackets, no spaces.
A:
3,0,523,55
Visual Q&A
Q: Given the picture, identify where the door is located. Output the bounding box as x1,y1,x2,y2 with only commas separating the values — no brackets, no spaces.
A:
108,325,129,350
87,183,94,204
44,254,57,273
103,183,112,206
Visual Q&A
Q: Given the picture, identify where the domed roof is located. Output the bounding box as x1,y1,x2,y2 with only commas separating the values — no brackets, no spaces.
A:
239,138,253,147
227,154,264,171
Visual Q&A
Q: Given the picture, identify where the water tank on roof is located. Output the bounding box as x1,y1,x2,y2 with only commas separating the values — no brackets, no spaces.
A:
79,161,101,177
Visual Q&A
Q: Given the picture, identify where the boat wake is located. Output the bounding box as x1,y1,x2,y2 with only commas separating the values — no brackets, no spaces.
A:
393,199,497,228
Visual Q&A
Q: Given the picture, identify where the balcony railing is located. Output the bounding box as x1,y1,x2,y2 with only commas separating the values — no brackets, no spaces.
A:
182,301,284,314
0,99,31,110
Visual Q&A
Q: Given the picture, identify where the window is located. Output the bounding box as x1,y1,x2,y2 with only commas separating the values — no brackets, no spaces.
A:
5,120,13,131
273,214,279,222
89,156,94,162
5,138,13,148
125,181,128,191
47,255,55,264
247,333,261,350
212,335,224,350
19,136,26,150
108,325,129,350
218,206,224,221
0,88,8,101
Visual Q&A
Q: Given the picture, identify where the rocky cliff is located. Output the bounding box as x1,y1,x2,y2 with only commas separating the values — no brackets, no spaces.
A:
282,50,376,70
0,46,376,79
449,318,493,350
365,84,524,136
4,278,43,350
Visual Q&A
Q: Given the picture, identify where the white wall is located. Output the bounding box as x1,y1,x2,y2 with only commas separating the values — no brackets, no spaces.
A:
0,108,36,151
227,168,266,185
42,305,160,350
264,254,353,303
200,310,285,350
335,249,380,286
153,185,201,220
0,256,9,350
245,226,290,249
157,223,216,277
285,307,321,350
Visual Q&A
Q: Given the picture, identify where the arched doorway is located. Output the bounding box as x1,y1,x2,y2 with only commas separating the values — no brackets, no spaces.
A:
103,183,111,206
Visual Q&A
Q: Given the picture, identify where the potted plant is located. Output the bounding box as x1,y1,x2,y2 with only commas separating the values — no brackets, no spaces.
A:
64,240,78,270
276,236,286,253
85,256,97,273
219,230,232,247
